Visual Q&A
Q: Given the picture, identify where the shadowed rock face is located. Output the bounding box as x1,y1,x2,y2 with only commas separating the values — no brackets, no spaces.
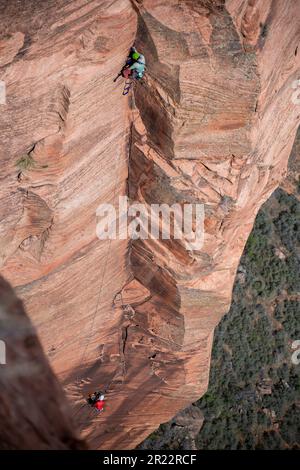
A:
0,0,299,449
0,276,86,449
138,404,204,450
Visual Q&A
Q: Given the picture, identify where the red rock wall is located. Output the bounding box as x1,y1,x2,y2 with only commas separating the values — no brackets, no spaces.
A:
0,0,299,449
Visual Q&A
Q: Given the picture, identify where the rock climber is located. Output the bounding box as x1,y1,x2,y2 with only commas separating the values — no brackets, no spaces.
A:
94,394,105,412
114,46,146,82
122,46,146,80
87,391,105,412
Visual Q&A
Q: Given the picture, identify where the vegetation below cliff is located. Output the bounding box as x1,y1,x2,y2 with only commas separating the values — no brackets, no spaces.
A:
196,187,300,450
141,185,300,450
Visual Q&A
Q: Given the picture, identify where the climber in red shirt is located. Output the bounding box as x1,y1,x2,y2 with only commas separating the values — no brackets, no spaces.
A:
94,397,105,412
86,391,105,412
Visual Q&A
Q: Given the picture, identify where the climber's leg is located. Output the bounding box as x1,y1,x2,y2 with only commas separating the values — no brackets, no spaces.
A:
113,72,122,82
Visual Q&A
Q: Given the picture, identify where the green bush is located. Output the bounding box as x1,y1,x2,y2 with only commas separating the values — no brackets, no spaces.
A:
16,154,37,170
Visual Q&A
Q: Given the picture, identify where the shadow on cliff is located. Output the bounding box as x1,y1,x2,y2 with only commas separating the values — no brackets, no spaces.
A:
0,275,86,449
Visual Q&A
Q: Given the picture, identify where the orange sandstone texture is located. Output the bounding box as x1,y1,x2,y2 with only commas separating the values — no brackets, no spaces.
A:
0,0,299,449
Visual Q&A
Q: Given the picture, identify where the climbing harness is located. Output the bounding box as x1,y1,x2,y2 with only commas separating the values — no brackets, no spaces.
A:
75,292,132,420
73,61,141,417
123,79,135,96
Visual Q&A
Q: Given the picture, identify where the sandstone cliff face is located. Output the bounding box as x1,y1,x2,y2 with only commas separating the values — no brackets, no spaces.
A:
0,0,299,449
0,276,85,449
280,127,300,198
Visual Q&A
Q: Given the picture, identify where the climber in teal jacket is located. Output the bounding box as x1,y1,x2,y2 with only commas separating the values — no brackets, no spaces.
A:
122,47,146,80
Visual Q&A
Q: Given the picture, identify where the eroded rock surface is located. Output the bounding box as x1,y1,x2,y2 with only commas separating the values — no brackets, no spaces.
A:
0,0,299,449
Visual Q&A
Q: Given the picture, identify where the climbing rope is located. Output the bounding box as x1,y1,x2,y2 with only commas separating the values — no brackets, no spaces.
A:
74,73,138,409
97,289,134,395
75,149,122,388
